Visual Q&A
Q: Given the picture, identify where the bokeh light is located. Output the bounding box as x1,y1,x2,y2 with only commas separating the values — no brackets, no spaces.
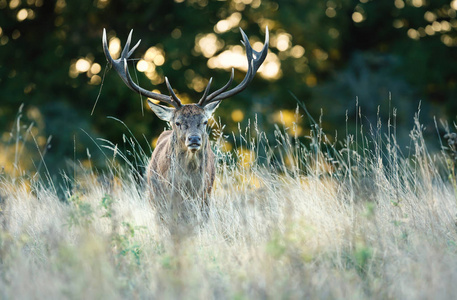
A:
17,9,28,21
108,37,121,59
214,12,242,33
231,109,244,122
75,59,91,73
195,33,224,58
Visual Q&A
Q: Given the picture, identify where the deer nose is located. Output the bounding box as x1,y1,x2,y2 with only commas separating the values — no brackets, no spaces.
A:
188,135,201,145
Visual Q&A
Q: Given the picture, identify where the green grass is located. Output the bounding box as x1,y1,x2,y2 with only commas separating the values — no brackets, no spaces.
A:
0,107,456,299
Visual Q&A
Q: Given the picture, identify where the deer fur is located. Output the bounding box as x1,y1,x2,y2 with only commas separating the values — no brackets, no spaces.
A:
146,103,219,209
101,27,268,221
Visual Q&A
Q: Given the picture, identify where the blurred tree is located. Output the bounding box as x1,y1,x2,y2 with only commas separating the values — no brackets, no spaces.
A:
1,0,457,178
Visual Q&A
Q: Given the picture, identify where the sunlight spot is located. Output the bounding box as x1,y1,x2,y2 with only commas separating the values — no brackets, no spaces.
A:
89,75,101,85
305,74,317,87
352,12,364,23
276,33,291,51
431,21,441,32
195,33,223,58
234,2,245,11
108,37,121,59
17,9,28,22
55,0,66,13
215,20,230,33
251,0,261,8
171,28,181,39
231,109,244,122
425,25,435,35
424,11,436,22
313,48,328,61
144,70,162,85
441,20,451,32
290,45,305,58
69,63,78,78
441,35,454,46
407,28,420,40
136,59,149,72
90,63,101,75
76,58,91,72
214,12,242,33
411,0,425,8
153,55,165,66
26,9,35,19
326,7,336,18
9,0,20,9
189,76,207,93
393,19,404,29
452,0,457,10
143,47,165,69
262,61,280,79
144,47,163,61
394,0,405,9
272,110,296,127
207,46,281,80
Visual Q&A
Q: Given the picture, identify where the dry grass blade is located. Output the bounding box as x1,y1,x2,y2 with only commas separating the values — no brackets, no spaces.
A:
0,106,456,299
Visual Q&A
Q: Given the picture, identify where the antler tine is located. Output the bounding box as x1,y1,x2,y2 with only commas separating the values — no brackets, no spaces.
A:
200,27,269,107
199,69,234,106
122,59,180,107
165,77,182,105
103,29,137,87
124,29,141,58
197,77,213,104
102,29,181,108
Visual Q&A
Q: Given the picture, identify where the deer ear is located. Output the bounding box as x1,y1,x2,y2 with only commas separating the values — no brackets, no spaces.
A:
147,100,174,122
203,101,221,118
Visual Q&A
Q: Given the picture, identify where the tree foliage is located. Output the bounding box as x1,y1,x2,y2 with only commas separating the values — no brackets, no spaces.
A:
1,0,457,176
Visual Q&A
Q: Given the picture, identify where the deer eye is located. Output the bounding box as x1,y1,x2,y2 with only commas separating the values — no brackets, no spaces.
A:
203,121,208,125
175,122,181,127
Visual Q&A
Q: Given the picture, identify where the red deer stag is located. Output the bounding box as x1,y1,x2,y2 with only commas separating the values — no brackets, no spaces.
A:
102,27,268,218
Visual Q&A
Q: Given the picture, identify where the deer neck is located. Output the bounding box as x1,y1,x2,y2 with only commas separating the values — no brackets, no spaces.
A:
170,132,207,172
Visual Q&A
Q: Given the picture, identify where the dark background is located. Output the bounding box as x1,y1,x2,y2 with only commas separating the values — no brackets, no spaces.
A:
1,0,457,177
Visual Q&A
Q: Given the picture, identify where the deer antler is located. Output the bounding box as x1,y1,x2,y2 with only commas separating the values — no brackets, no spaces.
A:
102,29,182,108
198,27,269,107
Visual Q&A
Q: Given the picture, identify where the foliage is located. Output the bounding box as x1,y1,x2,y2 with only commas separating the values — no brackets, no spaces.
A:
1,0,457,177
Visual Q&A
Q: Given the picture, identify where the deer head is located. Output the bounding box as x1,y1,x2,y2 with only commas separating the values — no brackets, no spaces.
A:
102,27,269,154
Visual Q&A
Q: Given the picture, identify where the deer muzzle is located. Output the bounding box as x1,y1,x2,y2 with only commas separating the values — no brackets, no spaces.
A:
186,135,202,152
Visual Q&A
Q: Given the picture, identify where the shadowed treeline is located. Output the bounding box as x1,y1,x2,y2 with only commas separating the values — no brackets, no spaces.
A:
1,0,457,177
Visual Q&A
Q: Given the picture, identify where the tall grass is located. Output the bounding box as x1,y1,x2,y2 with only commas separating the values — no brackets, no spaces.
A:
0,104,456,299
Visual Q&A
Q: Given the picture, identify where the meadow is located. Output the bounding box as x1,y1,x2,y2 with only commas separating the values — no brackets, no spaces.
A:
1,105,456,299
